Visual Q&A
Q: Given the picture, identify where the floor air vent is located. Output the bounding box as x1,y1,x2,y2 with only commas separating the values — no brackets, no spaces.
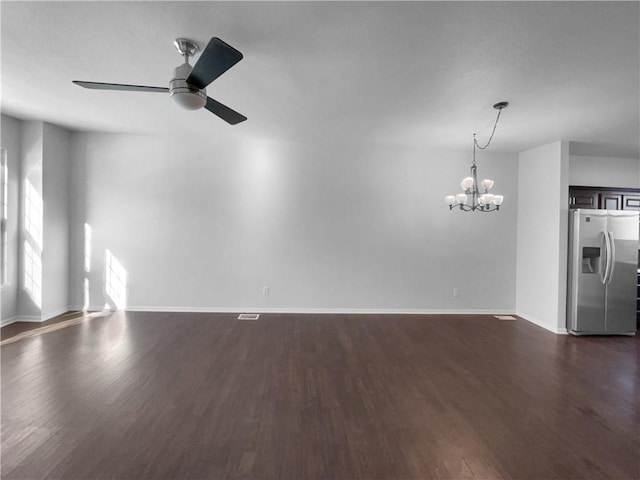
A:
237,313,260,321
495,315,516,321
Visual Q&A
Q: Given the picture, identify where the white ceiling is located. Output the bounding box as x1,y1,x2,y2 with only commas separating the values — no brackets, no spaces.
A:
2,1,639,156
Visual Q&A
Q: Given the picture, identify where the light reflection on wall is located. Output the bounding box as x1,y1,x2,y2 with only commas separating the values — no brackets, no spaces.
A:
25,179,43,249
1,148,7,286
84,223,92,273
83,278,90,311
105,249,127,310
23,178,43,309
83,223,92,310
246,143,274,184
241,141,281,214
23,240,42,308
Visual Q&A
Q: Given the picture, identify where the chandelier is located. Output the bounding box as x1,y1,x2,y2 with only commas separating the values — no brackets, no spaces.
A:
445,101,508,212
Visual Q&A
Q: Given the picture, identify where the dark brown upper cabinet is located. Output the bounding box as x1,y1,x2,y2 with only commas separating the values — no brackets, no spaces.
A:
569,186,640,211
622,193,640,211
569,188,599,209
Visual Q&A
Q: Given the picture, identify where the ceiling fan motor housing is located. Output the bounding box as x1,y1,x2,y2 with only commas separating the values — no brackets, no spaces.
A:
169,63,207,110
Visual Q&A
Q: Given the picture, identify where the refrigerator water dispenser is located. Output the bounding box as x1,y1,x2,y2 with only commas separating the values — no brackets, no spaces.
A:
582,247,600,274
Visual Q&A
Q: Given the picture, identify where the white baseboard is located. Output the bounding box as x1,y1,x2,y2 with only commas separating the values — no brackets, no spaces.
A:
516,312,567,335
68,305,96,313
124,306,516,316
42,307,73,322
68,305,112,313
1,309,77,327
6,305,570,335
4,315,43,324
1,307,89,328
1,316,18,327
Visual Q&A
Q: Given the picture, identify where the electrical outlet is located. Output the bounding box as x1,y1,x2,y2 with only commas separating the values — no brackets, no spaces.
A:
453,288,460,297
263,286,270,296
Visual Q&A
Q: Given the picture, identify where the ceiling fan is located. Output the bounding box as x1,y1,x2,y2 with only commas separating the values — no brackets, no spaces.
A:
73,37,246,125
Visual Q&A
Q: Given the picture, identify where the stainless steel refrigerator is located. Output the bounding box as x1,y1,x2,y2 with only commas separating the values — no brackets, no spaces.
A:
567,209,638,335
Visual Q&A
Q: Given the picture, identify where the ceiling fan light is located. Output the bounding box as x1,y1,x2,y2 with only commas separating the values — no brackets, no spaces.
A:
170,90,207,110
169,63,207,110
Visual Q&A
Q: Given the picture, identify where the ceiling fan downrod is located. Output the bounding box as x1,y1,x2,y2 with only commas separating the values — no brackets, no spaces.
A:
173,38,199,64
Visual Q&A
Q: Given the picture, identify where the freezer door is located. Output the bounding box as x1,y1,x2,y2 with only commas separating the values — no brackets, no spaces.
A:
568,210,607,333
605,211,639,334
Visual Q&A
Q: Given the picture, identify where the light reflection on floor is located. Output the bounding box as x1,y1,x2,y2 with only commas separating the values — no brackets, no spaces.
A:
0,311,113,346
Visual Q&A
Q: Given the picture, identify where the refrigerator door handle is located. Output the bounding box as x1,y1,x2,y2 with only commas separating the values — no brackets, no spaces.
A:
602,231,611,285
606,231,616,284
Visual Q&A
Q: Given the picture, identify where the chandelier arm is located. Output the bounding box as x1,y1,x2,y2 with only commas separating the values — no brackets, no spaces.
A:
453,203,473,212
478,205,499,212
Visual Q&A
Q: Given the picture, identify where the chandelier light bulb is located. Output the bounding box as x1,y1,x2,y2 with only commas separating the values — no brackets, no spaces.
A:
461,177,474,191
493,195,504,206
481,179,494,191
483,193,495,204
455,193,468,204
445,195,456,206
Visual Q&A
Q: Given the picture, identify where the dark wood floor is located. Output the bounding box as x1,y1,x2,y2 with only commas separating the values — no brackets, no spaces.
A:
1,312,638,479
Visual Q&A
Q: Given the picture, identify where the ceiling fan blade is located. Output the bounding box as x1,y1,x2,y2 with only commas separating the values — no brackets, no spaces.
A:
73,81,168,93
205,97,246,125
187,38,243,89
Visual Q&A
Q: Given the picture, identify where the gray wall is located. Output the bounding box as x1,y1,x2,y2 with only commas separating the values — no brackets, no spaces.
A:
569,155,640,189
516,141,569,333
42,123,70,319
69,132,519,313
4,115,639,326
0,115,22,323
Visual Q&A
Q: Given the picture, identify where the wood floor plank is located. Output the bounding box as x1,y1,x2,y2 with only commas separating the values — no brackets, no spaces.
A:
1,312,639,479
